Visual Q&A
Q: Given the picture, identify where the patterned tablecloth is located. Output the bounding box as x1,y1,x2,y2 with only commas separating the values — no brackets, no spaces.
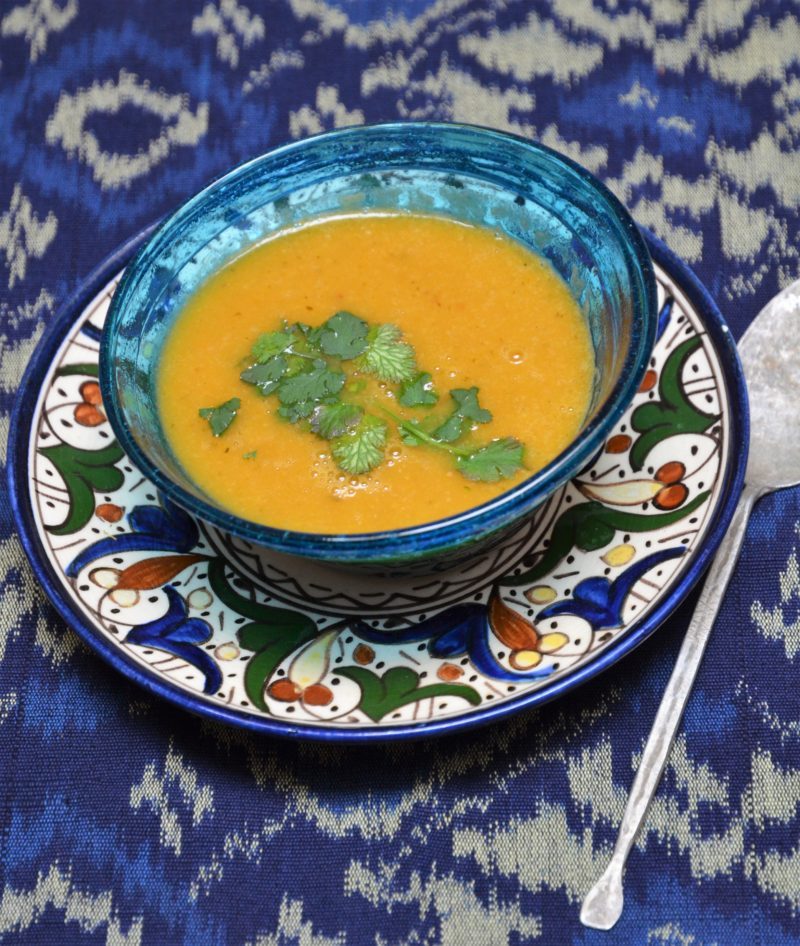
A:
2,2,799,944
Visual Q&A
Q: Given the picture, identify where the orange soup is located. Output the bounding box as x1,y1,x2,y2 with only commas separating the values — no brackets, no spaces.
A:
157,214,594,533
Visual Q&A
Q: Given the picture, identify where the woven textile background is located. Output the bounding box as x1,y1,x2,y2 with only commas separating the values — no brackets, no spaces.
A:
2,2,800,944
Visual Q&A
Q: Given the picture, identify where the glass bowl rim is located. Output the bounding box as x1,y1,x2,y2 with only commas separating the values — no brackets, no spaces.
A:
100,120,658,563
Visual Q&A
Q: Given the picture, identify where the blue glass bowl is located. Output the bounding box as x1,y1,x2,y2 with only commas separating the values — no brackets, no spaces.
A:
101,122,657,568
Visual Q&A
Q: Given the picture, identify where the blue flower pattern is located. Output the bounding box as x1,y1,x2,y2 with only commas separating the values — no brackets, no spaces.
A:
538,548,686,630
125,586,222,696
66,497,198,578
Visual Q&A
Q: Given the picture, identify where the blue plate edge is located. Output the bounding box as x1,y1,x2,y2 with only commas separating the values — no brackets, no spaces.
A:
6,225,750,744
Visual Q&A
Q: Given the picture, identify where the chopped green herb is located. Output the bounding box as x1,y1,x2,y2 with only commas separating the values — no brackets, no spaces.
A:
433,387,492,442
393,415,525,482
240,356,287,395
311,401,363,439
251,330,294,363
203,310,527,483
399,371,439,408
332,416,388,475
199,397,241,436
278,400,315,423
243,450,257,459
308,311,369,360
396,418,440,449
283,353,314,377
450,387,493,424
277,361,346,408
430,413,464,443
456,438,525,482
360,324,416,383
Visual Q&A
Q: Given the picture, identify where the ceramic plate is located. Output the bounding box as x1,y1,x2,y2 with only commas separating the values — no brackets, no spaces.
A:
8,231,747,741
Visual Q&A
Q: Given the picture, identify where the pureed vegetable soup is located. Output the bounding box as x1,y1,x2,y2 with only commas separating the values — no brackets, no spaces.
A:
157,213,594,533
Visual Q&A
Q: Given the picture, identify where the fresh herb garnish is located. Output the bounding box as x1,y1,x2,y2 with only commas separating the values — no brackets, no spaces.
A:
394,417,525,483
199,397,240,436
251,330,293,363
278,400,315,423
202,313,527,482
308,311,369,360
332,416,389,475
240,357,287,395
456,437,525,482
243,450,257,459
359,323,416,383
277,360,346,406
399,371,439,408
310,401,363,439
432,386,492,442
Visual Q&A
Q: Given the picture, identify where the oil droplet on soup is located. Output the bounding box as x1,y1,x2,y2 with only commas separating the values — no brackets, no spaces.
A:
157,213,594,533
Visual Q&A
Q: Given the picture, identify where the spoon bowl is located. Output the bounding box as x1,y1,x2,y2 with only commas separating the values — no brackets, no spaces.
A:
740,281,800,490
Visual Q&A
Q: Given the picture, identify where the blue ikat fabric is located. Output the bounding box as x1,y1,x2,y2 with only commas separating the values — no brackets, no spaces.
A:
2,2,800,944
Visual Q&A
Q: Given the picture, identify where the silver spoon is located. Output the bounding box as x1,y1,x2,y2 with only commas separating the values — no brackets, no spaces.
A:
581,276,800,931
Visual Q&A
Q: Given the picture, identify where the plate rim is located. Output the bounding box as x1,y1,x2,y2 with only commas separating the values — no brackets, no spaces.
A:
7,226,749,742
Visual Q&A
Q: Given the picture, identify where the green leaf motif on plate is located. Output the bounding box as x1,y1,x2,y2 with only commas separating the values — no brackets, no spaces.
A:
207,559,317,711
337,665,480,722
39,441,125,536
55,363,99,378
630,336,719,472
502,493,710,587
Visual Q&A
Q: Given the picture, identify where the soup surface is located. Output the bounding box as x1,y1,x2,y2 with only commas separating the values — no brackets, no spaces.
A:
157,213,594,533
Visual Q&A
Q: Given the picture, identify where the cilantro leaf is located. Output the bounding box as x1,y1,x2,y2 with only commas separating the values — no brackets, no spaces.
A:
399,371,439,407
251,330,294,363
277,361,346,407
278,401,315,422
399,419,426,446
243,450,257,459
235,311,524,484
433,387,493,442
396,418,444,449
308,311,369,360
332,417,388,475
456,438,525,482
199,397,240,436
283,353,315,377
451,387,493,424
394,414,525,483
310,401,363,439
396,416,453,451
361,324,416,383
432,412,466,443
240,356,287,395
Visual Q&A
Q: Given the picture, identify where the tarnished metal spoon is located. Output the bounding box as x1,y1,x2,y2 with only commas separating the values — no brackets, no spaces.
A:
581,277,800,931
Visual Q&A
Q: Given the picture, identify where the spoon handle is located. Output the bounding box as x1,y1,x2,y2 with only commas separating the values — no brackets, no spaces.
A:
580,483,761,931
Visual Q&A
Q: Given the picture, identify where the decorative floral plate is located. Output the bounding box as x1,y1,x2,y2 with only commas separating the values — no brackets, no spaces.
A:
8,232,747,741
